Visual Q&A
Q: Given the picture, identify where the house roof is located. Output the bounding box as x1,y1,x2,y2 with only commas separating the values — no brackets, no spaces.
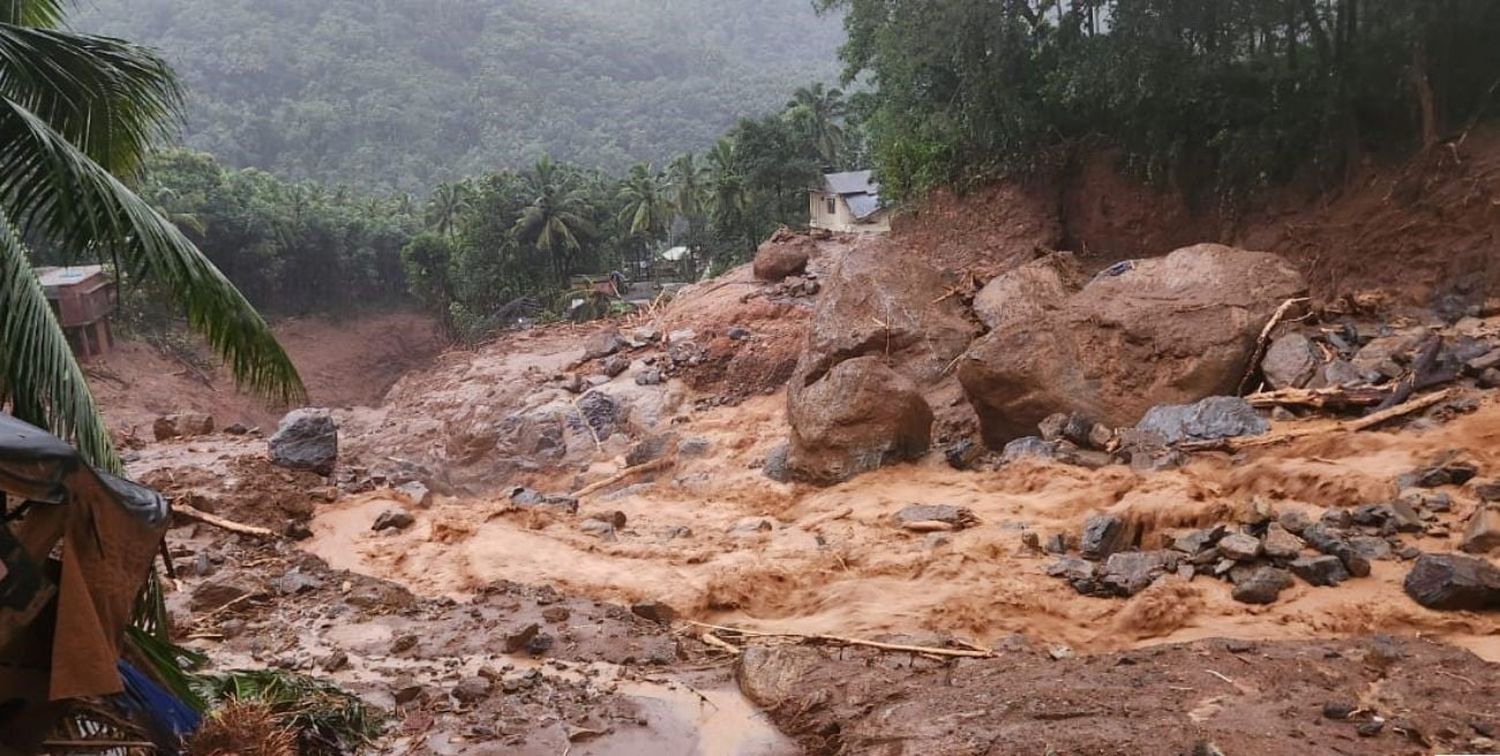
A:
823,170,878,196
33,265,108,293
845,193,883,220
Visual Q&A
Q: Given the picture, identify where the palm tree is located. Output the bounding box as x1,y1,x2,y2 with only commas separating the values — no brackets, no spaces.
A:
705,138,747,232
425,181,471,238
616,163,671,241
513,156,595,284
0,0,304,471
785,82,848,168
667,152,708,221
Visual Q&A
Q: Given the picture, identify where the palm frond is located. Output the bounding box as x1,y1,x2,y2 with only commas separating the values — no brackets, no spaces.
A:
0,97,306,405
0,217,120,470
0,22,183,175
0,0,67,28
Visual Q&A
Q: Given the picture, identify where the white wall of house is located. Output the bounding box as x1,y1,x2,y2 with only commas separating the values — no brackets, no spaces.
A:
808,191,889,234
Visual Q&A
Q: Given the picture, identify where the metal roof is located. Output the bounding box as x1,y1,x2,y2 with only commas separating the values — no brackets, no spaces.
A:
33,265,108,292
823,170,878,196
844,193,883,220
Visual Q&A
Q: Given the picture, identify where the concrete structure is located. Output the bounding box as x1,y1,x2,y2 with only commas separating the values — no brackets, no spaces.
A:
809,170,890,234
34,265,116,359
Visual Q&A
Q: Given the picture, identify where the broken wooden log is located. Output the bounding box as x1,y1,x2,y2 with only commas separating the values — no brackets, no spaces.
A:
175,505,275,538
1237,297,1310,396
571,456,674,498
1181,389,1455,453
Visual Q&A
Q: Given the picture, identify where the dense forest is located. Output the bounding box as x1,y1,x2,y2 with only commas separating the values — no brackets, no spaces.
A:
73,0,845,192
819,0,1500,204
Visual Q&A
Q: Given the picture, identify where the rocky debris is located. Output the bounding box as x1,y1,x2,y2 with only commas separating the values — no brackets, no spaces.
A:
223,422,250,435
761,443,792,483
582,328,628,360
152,411,214,441
891,504,979,530
1217,532,1263,561
630,601,676,625
393,480,433,508
1461,504,1500,554
273,572,323,596
727,517,774,537
1135,397,1268,445
1403,553,1500,610
1046,557,1096,589
502,623,541,654
1001,436,1057,462
509,487,579,515
786,356,934,485
1261,523,1304,561
1080,514,1132,560
959,245,1305,444
943,439,984,470
578,520,617,540
727,326,751,341
1290,555,1350,586
575,390,621,441
678,436,711,457
451,676,493,704
1231,566,1293,604
752,234,812,281
632,325,660,344
625,433,678,467
1173,524,1227,555
634,369,663,386
1300,524,1373,577
189,578,256,612
372,508,415,532
1400,452,1480,489
269,408,338,476
600,354,630,378
1262,333,1320,389
1098,551,1169,596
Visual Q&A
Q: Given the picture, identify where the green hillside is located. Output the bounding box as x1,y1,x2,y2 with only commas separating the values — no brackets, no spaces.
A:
76,0,843,192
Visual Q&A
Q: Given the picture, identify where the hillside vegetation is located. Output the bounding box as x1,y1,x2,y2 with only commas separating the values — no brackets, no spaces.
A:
75,0,844,191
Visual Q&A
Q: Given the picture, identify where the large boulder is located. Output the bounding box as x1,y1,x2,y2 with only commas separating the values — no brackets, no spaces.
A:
269,408,338,476
958,245,1306,445
1261,333,1319,389
752,235,813,282
1403,553,1500,611
152,411,215,441
786,356,933,485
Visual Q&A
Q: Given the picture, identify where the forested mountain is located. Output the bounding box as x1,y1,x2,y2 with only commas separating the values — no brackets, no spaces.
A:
75,0,843,192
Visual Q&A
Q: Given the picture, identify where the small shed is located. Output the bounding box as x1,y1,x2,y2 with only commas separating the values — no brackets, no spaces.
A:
809,170,890,234
33,265,116,359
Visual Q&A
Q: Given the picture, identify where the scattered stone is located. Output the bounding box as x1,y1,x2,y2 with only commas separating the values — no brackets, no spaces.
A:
1356,720,1385,737
509,487,580,514
1461,504,1500,554
392,683,427,706
451,676,493,704
727,517,774,537
1348,535,1393,562
727,326,751,341
1322,359,1363,387
1320,508,1354,529
1046,557,1097,592
1301,524,1372,577
1261,523,1303,561
582,328,628,360
319,650,349,672
223,422,249,435
152,411,215,441
1038,413,1069,442
634,369,663,386
393,481,433,508
600,354,630,378
891,504,979,530
1135,396,1269,444
587,510,628,529
1231,566,1292,604
633,326,660,343
1480,368,1500,389
390,634,419,654
268,408,338,476
1080,513,1129,560
285,521,314,540
1323,701,1357,720
631,601,676,625
1001,436,1057,462
1402,454,1480,488
1173,525,1227,555
678,437,712,457
1099,551,1168,596
1218,532,1263,562
371,508,415,532
1401,489,1453,512
658,525,693,540
944,439,983,470
1402,553,1500,610
503,623,541,653
626,433,678,467
1045,533,1071,554
273,572,322,596
526,633,555,655
1262,333,1319,389
1291,555,1349,587
542,606,571,623
190,579,255,612
578,519,617,540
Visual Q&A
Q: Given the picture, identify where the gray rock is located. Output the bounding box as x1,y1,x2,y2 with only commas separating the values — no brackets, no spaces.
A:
372,508,415,531
190,579,256,612
579,519,617,540
451,676,493,704
1301,523,1372,577
631,601,677,624
394,481,433,508
1480,368,1500,389
1278,509,1312,534
667,328,697,345
944,439,983,470
679,437,712,457
892,504,979,530
1290,555,1349,586
633,326,661,343
268,408,338,476
600,355,630,378
1262,333,1319,389
727,326,751,341
582,328,627,360
626,433,678,467
1402,553,1500,610
1262,523,1304,561
727,517,774,537
1080,513,1129,560
1173,524,1227,555
575,391,620,440
1099,551,1168,596
1461,504,1500,554
509,487,579,515
762,443,792,483
1135,396,1268,444
1218,532,1263,562
1002,436,1057,462
1347,535,1393,561
635,369,664,386
1231,566,1293,605
273,572,323,595
1322,359,1363,387
1046,557,1096,583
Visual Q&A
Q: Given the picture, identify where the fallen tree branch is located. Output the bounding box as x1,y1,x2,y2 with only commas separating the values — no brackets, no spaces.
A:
175,504,275,538
1246,385,1391,410
1237,297,1310,397
700,632,742,655
571,457,674,498
685,620,995,659
570,394,604,451
1181,389,1455,452
1346,388,1453,431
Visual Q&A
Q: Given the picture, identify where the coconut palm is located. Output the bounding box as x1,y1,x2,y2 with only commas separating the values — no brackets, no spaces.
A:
785,82,848,168
0,0,304,471
667,152,708,221
425,181,471,238
513,155,595,283
616,163,671,241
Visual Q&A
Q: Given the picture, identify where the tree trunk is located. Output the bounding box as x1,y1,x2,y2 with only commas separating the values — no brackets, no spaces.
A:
1413,40,1439,149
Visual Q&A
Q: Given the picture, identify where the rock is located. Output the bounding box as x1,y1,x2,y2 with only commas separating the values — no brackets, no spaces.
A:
1301,524,1372,577
582,328,627,360
736,645,821,709
503,623,541,653
1001,436,1057,462
1322,359,1363,387
392,682,427,706
542,606,571,623
1045,533,1071,554
752,237,811,281
1323,701,1357,719
626,433,679,467
678,436,711,457
152,412,215,441
190,579,256,612
273,572,322,595
393,481,433,508
1402,553,1500,610
372,508,415,532
667,328,697,345
319,650,349,672
1173,524,1227,555
268,408,338,476
579,520,616,540
1461,504,1500,554
634,369,663,386
762,443,792,483
1472,481,1500,502
1401,489,1453,512
1231,566,1292,604
944,439,983,470
1291,555,1349,586
1080,513,1129,560
575,390,621,441
727,517,774,537
1468,348,1500,373
727,326,751,341
1355,720,1384,737
1135,397,1268,444
1047,557,1095,583
1352,328,1431,375
891,504,979,530
959,245,1305,444
633,326,661,343
1262,523,1303,561
1278,509,1312,534
509,487,580,514
1347,535,1393,562
786,356,934,485
451,676,493,704
1038,413,1071,443
1262,333,1319,389
1403,453,1480,488
1099,551,1168,596
600,355,630,378
1480,368,1500,389
631,601,676,624
224,422,249,435
285,521,313,540
1218,532,1263,562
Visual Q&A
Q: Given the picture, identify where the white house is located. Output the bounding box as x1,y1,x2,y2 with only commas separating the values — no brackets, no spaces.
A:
809,170,890,234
